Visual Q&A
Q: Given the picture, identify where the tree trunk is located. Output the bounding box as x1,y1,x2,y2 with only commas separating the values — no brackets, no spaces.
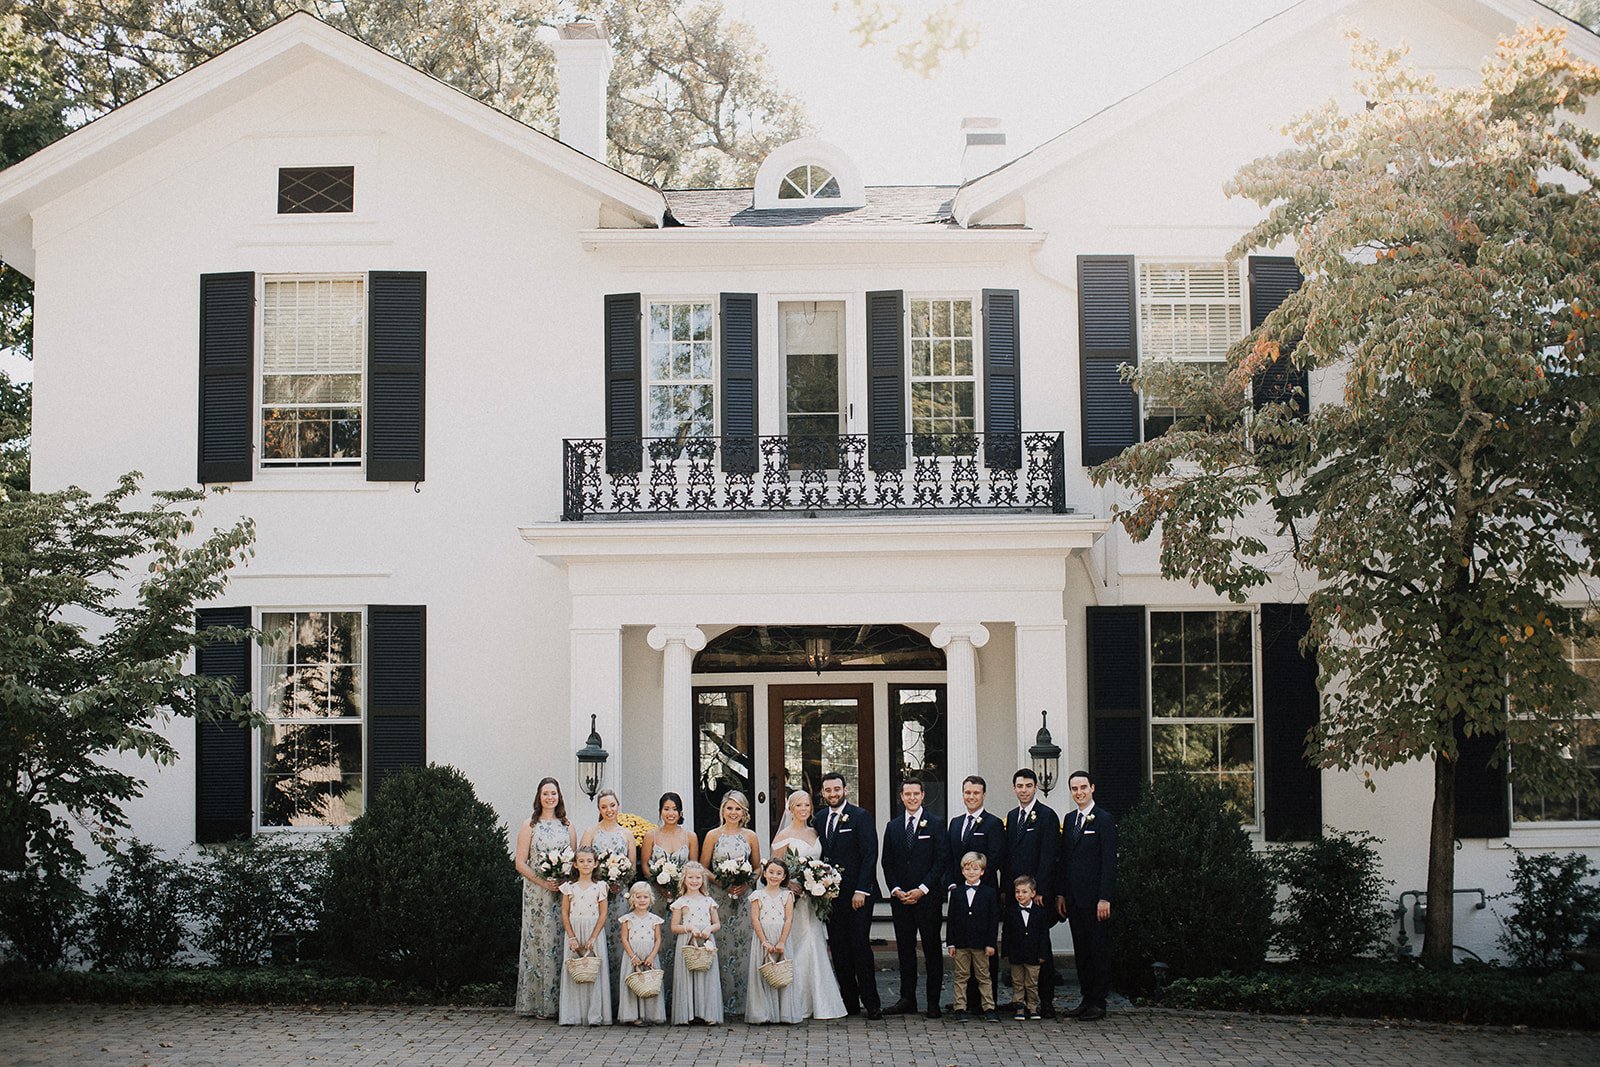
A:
1423,749,1457,965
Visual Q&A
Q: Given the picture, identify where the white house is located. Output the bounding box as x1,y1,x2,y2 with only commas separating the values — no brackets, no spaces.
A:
1,0,1596,962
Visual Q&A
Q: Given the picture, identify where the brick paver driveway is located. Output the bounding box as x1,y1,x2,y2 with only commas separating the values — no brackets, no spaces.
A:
1,1004,1596,1066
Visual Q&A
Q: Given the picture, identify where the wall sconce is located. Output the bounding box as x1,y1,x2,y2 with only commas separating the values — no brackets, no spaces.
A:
576,714,609,800
1028,709,1061,796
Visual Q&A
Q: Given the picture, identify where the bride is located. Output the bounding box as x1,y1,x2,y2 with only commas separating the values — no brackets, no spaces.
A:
770,790,848,1021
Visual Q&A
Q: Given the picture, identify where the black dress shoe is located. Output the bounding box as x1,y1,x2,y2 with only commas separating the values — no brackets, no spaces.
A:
882,1000,915,1015
864,1009,884,1021
1063,1002,1088,1018
1076,1006,1106,1022
924,1007,941,1019
1039,1005,1057,1019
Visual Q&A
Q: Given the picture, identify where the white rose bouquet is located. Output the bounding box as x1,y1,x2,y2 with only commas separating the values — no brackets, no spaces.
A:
595,848,633,891
711,853,757,893
784,854,843,921
534,846,574,883
653,858,684,901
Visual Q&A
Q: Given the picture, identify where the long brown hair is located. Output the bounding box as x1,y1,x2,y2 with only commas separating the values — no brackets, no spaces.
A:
534,777,568,825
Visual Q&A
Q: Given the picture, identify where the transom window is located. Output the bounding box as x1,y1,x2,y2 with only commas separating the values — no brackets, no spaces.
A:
261,276,364,467
910,298,977,437
779,164,841,200
277,166,355,214
1149,609,1258,822
259,610,364,828
1514,608,1600,823
1138,261,1244,438
647,301,715,439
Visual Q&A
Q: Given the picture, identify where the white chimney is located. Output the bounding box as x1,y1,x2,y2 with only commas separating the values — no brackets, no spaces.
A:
960,116,1007,182
546,21,613,161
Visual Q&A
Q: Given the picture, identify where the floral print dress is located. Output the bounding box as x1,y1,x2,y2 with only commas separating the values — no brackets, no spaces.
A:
592,825,634,1004
708,832,753,1016
649,840,692,997
515,818,570,1017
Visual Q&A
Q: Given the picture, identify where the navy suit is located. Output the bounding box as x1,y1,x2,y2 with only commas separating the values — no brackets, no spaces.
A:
945,881,999,950
1002,802,1060,1006
1002,900,1050,966
814,802,880,1014
1057,803,1117,1010
882,809,948,1009
948,809,1006,1006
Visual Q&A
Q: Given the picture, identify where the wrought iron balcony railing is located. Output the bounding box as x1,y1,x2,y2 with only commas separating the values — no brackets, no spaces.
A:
561,431,1068,520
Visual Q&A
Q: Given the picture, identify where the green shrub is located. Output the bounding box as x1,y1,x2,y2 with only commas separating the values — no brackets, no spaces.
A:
0,854,86,968
1112,774,1274,992
322,764,519,989
189,836,331,967
1494,850,1600,972
1266,829,1392,964
85,838,194,970
0,964,513,1006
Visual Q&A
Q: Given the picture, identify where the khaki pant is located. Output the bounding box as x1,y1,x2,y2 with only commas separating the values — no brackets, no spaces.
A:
1010,963,1040,1013
950,948,994,1011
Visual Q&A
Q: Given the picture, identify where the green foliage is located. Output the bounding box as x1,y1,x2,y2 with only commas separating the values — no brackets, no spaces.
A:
1266,830,1393,965
0,852,86,968
190,837,331,968
0,373,27,493
1112,774,1275,991
85,838,194,971
323,765,519,989
1161,960,1600,1029
1494,850,1600,972
0,964,513,1006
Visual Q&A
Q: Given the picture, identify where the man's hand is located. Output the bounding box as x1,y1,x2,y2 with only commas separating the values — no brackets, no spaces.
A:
984,946,995,957
1097,900,1111,922
1056,895,1067,920
852,891,868,910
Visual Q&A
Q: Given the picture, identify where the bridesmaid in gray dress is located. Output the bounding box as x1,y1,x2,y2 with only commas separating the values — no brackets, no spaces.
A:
640,791,698,998
514,777,576,1018
581,789,637,1006
700,790,761,1016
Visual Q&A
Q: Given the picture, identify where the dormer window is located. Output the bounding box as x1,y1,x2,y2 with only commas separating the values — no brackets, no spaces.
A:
754,138,865,210
779,165,841,200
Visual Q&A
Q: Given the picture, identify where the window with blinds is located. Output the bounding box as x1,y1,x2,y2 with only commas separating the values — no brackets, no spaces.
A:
1137,262,1244,362
261,276,364,466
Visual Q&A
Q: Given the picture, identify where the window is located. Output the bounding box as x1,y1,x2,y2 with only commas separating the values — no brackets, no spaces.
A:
1514,608,1600,823
890,685,948,820
910,298,977,438
261,276,364,467
259,610,364,827
278,167,355,214
1150,609,1258,821
778,164,840,200
1138,261,1244,438
692,687,753,838
647,301,714,439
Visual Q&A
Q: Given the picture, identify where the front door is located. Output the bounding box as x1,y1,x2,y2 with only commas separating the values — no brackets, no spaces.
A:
781,301,846,466
767,683,875,838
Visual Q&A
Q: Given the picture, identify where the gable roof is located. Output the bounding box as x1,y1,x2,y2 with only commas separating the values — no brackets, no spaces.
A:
0,12,666,277
952,0,1600,226
665,185,957,227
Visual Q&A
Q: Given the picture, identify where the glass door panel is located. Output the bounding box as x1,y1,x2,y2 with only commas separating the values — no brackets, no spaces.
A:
782,303,845,467
767,683,874,838
693,687,754,839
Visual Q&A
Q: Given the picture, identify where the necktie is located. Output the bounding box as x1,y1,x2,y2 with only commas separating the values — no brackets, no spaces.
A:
1076,810,1085,831
963,814,974,841
828,810,838,838
906,814,915,837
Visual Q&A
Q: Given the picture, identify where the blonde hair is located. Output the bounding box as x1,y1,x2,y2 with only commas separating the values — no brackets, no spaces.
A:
721,790,750,826
786,790,813,813
628,880,656,903
595,788,620,810
680,860,710,895
960,851,987,870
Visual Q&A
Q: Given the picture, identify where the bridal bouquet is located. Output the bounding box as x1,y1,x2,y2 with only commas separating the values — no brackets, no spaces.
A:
595,848,633,891
534,845,574,882
784,855,843,921
653,858,684,901
711,853,757,893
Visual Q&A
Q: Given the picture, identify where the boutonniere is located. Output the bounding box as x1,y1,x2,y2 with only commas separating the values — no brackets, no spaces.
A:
839,813,850,825
1084,812,1097,827
918,819,927,830
1027,810,1037,826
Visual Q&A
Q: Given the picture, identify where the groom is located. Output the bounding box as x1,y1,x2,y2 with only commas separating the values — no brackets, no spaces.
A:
815,771,882,1019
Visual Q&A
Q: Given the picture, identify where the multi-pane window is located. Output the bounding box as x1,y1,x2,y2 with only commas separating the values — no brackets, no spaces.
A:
1149,609,1258,821
261,276,364,466
692,687,753,838
779,165,840,200
910,298,977,437
260,610,364,827
1138,262,1243,438
1514,608,1600,823
647,301,714,439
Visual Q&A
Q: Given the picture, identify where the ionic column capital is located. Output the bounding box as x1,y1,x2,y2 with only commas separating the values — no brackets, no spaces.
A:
647,625,707,653
931,622,990,650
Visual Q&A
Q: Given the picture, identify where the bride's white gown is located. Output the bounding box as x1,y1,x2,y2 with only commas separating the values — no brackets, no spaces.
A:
773,832,848,1021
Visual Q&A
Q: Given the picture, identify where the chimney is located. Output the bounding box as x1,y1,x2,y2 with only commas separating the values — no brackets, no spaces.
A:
546,21,613,161
960,116,1007,182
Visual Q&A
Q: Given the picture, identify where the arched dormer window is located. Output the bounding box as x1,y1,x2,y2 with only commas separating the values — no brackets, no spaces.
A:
754,138,865,210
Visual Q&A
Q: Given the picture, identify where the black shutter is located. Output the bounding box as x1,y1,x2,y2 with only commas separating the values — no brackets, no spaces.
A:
1077,256,1139,466
368,605,426,804
1260,604,1322,841
866,289,907,471
1086,606,1147,816
197,273,255,484
982,288,1021,469
1454,724,1510,839
1248,256,1307,415
367,271,427,481
195,607,252,843
719,293,758,474
605,293,643,474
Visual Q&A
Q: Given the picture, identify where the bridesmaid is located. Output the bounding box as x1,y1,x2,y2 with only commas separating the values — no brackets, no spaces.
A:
581,788,637,1005
514,777,576,1018
700,789,760,1016
640,791,698,997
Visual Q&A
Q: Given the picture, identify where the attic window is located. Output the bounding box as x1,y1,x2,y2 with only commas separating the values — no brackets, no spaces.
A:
779,165,841,200
278,167,355,214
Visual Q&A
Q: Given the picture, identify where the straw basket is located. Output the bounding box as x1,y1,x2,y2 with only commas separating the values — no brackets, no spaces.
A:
566,953,601,984
625,968,663,999
758,951,793,990
683,939,715,973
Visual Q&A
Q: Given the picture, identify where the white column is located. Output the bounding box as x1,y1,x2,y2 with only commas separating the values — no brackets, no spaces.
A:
647,625,707,828
932,622,990,812
571,626,623,799
1015,621,1071,797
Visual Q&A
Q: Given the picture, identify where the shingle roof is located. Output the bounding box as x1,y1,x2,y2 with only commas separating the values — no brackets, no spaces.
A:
664,185,958,227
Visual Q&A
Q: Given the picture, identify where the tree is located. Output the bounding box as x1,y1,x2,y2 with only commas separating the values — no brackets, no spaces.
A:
0,474,255,965
1095,26,1600,966
834,0,979,78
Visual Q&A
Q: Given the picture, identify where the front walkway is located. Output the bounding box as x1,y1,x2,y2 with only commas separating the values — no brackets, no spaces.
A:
2,1004,1596,1066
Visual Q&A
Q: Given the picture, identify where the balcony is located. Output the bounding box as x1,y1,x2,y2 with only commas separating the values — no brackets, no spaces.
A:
561,431,1069,520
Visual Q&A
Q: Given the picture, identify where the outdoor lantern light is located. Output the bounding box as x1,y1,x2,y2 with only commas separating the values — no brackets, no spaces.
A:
576,714,609,800
803,636,832,675
1029,709,1062,796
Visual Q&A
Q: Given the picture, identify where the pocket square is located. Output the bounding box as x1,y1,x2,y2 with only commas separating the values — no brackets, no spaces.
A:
916,834,931,840
1082,830,1097,836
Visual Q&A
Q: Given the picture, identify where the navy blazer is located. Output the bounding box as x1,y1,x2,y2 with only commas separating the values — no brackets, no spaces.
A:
1001,803,1060,903
814,802,879,899
1001,900,1051,965
881,809,948,898
945,881,999,951
1057,804,1117,908
946,809,1006,890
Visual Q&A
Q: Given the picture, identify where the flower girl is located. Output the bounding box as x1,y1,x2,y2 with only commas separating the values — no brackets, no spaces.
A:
744,858,798,1025
559,846,611,1026
617,882,666,1025
669,861,723,1025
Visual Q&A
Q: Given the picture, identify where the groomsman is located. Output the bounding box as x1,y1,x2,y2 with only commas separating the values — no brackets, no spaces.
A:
881,777,948,1018
1002,768,1060,1015
1055,770,1117,1021
815,771,882,1019
948,775,1005,1008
